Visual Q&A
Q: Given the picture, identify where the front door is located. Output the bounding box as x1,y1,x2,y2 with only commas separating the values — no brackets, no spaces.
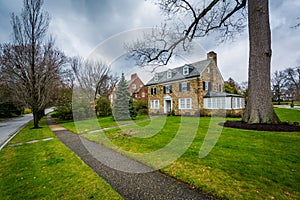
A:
164,95,172,114
165,100,171,113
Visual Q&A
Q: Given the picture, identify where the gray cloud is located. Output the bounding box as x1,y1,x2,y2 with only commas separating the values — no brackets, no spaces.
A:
0,0,299,83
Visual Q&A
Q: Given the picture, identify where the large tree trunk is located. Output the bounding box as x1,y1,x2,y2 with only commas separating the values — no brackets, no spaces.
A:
33,110,40,128
242,0,280,124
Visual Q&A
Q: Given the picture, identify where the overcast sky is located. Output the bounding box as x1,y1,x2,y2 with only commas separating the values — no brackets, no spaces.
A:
0,0,299,83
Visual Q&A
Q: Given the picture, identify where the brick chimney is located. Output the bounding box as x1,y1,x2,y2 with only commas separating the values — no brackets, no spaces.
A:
207,51,217,65
131,73,137,80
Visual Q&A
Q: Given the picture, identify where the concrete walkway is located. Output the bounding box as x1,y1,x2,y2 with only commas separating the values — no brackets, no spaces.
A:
46,116,215,200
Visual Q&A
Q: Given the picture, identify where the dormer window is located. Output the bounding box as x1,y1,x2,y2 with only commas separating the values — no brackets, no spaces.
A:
167,70,172,79
154,73,159,82
183,65,189,75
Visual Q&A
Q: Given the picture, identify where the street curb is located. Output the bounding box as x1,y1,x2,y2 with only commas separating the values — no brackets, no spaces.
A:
0,120,32,151
0,108,54,151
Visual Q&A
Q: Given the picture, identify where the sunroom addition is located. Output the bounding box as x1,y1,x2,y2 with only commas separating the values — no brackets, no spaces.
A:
204,91,245,110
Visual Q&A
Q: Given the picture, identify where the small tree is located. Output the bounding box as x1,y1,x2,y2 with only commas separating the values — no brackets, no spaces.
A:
224,78,239,94
133,100,148,115
95,97,112,117
129,98,137,119
53,87,73,120
113,73,131,121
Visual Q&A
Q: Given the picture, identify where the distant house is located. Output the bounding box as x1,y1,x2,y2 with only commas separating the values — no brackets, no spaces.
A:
128,73,148,101
146,51,245,116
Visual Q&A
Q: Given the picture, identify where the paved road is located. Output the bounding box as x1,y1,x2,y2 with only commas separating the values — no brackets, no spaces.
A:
274,104,300,109
0,108,53,150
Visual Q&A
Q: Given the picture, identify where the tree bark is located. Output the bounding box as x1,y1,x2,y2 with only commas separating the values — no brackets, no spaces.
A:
33,110,40,128
242,0,280,124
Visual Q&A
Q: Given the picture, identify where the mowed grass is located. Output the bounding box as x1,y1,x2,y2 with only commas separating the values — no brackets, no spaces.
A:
275,107,300,123
82,108,300,199
0,118,122,200
55,115,149,134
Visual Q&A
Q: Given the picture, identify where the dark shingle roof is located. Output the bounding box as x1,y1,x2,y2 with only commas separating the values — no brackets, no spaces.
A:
146,59,211,86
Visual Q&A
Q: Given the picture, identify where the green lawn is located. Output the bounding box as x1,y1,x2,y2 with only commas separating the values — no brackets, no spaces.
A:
0,118,122,200
274,107,300,123
81,108,300,199
54,115,149,134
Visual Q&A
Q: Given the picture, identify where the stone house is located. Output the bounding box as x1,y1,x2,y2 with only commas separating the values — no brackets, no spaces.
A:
146,51,245,116
127,73,148,101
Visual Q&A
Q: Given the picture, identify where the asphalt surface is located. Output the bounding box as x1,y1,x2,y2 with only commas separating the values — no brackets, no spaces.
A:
0,108,53,150
46,116,216,200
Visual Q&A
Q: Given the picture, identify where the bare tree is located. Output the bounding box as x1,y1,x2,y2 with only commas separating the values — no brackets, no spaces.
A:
0,0,66,128
127,0,280,124
284,67,300,100
70,56,118,100
127,0,247,65
271,70,287,105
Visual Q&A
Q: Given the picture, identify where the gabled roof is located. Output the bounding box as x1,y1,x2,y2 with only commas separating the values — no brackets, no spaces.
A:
146,59,212,86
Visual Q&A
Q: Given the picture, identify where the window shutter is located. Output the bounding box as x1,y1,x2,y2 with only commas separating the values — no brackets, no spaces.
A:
163,86,166,94
203,81,206,90
170,85,172,93
208,82,211,91
151,88,153,95
154,88,156,95
187,82,190,91
179,83,182,92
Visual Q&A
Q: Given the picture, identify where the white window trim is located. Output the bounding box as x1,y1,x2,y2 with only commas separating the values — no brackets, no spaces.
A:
204,81,209,91
151,87,157,95
165,85,171,94
204,97,245,110
154,74,159,82
217,83,222,92
167,70,172,79
181,82,188,92
178,98,192,109
150,100,159,109
183,66,189,75
132,84,136,90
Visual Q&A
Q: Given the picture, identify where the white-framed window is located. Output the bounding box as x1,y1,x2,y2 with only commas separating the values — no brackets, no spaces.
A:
203,81,210,91
167,70,172,79
204,97,227,109
151,87,157,95
132,84,136,90
180,82,190,92
164,85,172,94
150,100,159,109
142,92,145,97
178,98,192,109
217,83,222,92
204,97,245,109
232,97,245,109
183,66,189,75
154,73,159,82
